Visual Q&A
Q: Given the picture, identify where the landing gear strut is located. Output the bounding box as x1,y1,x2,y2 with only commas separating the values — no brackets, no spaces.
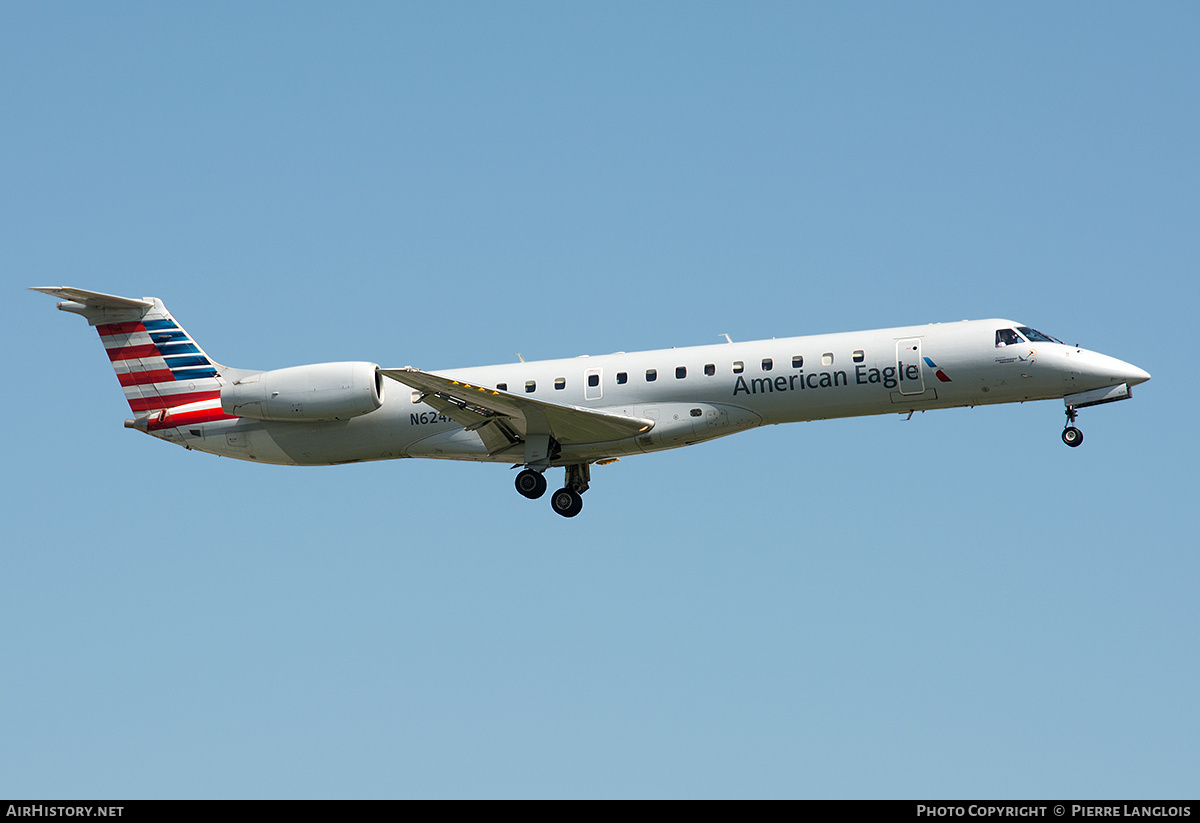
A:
1062,406,1084,448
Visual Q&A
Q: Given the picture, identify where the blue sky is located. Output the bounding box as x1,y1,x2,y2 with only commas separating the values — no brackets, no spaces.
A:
2,2,1196,798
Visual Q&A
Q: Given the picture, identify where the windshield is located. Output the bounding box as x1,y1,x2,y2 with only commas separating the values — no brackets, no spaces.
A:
996,328,1024,347
1017,326,1063,344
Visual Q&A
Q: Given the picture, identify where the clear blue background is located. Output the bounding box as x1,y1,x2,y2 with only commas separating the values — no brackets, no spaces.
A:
2,2,1195,799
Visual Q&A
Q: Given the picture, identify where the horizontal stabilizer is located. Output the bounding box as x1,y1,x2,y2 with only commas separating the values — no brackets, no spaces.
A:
30,287,154,310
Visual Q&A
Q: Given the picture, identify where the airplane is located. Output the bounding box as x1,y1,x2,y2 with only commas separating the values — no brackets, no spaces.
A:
33,286,1150,517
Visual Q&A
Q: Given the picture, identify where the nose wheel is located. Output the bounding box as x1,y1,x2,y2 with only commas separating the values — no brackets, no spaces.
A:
1062,406,1084,447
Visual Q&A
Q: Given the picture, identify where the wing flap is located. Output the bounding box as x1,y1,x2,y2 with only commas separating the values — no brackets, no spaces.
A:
414,388,523,455
379,367,654,449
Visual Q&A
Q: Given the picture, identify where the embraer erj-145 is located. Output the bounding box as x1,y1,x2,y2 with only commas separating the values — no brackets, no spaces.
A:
34,287,1150,518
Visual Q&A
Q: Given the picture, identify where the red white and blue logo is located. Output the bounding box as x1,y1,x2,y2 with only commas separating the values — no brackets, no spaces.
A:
923,357,953,383
96,308,235,430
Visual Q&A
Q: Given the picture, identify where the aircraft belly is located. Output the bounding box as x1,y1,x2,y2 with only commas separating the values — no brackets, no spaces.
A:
268,419,416,464
158,419,298,465
405,427,499,462
183,411,420,465
629,402,761,453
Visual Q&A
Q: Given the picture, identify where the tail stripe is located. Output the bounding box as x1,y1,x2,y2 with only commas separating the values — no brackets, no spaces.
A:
155,342,200,356
118,369,176,387
96,321,146,335
92,306,225,417
147,401,235,431
172,367,220,380
128,390,221,412
106,343,161,361
124,382,220,402
164,355,210,368
113,360,169,376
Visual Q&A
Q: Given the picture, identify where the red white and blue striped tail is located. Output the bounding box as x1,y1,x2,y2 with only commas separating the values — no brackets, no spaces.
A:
31,287,237,431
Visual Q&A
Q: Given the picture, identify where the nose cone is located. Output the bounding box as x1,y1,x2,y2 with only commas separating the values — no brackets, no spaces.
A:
1124,362,1151,386
1076,349,1150,387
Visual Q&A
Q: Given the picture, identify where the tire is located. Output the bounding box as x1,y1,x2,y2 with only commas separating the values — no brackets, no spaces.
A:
515,469,547,499
551,488,583,517
1062,426,1083,447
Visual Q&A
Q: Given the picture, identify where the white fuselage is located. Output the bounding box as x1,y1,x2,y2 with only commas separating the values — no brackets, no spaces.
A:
152,319,1148,467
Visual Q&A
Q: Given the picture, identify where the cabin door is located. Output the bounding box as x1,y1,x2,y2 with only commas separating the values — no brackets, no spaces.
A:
895,338,926,396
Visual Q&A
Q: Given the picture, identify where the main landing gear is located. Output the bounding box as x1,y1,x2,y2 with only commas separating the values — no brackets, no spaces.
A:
1062,406,1084,448
550,486,584,518
515,464,590,517
514,468,547,499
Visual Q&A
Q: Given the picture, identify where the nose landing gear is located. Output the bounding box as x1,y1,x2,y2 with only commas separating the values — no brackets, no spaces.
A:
1062,406,1084,447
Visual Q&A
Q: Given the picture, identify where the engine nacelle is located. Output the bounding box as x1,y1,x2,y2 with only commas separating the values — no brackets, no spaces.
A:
221,361,384,422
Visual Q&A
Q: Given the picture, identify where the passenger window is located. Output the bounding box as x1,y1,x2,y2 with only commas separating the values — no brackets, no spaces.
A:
704,364,715,376
525,380,536,393
676,366,686,379
554,377,565,390
496,383,507,392
587,374,599,388
996,328,1024,347
822,352,834,366
792,355,803,368
852,350,864,363
616,372,628,384
733,361,744,374
646,369,657,382
762,358,773,371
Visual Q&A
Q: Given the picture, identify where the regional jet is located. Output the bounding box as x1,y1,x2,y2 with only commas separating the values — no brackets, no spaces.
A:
33,287,1150,517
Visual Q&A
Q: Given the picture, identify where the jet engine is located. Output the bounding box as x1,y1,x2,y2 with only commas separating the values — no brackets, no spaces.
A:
221,361,384,422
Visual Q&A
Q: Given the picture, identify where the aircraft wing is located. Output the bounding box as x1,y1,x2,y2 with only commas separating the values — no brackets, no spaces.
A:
379,367,654,455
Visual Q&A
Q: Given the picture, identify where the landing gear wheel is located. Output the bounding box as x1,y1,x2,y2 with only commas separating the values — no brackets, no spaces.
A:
515,469,547,499
550,488,584,518
1062,426,1083,447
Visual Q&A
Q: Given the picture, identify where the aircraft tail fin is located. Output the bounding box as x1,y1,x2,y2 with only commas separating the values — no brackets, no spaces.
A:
32,287,234,429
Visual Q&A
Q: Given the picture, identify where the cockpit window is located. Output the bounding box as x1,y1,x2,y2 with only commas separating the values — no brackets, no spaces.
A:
1017,326,1063,344
996,328,1024,347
